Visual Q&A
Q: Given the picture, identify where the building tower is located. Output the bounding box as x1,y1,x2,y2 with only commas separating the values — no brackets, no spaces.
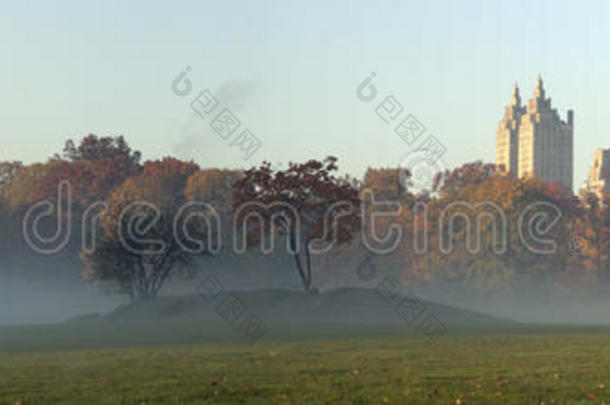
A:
495,75,574,190
582,148,610,201
496,82,525,175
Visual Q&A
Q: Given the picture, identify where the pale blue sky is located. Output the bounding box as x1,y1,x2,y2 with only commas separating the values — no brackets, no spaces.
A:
1,0,608,189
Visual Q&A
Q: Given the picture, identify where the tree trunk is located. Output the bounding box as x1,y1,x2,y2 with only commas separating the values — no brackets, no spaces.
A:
290,233,313,293
293,252,311,292
304,239,313,288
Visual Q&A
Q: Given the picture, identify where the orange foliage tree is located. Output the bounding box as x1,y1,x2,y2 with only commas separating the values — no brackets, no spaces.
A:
80,158,213,300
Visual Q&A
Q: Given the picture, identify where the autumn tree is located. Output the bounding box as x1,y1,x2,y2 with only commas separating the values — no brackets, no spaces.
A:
185,169,241,219
0,185,16,268
419,162,579,293
35,135,142,208
420,163,509,288
0,161,22,198
81,158,216,301
0,161,24,263
433,161,498,198
361,167,413,204
178,168,242,278
5,135,141,215
62,134,141,165
233,157,360,293
356,167,421,284
4,136,143,269
581,192,610,285
4,160,65,212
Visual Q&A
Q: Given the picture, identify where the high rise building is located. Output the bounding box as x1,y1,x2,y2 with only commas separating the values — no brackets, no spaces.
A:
582,148,610,201
495,75,574,190
496,83,525,175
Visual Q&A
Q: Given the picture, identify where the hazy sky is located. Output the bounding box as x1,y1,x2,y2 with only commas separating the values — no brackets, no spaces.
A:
1,0,608,189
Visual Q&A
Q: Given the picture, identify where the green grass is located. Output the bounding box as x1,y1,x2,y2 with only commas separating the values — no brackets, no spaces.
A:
3,331,610,404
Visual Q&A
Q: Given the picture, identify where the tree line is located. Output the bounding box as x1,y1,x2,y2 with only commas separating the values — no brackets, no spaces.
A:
0,135,608,301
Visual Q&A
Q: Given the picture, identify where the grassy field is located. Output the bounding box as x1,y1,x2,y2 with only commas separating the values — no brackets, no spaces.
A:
2,290,609,404
3,331,610,404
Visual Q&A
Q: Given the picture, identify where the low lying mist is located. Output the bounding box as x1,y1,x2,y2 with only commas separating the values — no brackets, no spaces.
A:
2,258,610,327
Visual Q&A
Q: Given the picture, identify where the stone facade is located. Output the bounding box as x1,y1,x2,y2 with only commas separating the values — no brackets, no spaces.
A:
495,75,574,190
496,84,525,175
582,148,610,201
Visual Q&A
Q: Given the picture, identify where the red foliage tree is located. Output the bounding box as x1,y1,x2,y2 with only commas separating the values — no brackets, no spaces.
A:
233,157,360,293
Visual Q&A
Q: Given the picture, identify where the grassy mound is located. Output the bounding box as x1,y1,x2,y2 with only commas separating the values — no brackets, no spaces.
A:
0,288,519,352
104,287,511,327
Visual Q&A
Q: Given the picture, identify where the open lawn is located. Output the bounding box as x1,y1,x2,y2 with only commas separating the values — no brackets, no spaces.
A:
2,331,610,404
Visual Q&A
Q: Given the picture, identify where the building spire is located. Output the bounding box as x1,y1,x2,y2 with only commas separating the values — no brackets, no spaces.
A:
534,74,545,100
534,73,544,99
510,81,521,106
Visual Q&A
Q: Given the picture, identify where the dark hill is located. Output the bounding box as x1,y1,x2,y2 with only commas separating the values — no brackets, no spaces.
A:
105,287,512,328
0,288,519,352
